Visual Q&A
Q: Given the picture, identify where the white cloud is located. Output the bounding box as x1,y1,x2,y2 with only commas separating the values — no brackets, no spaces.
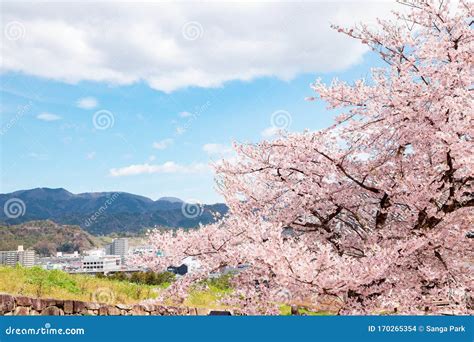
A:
261,126,281,138
109,161,209,177
28,152,48,160
76,97,98,109
152,138,173,150
176,126,186,135
179,111,193,118
1,2,394,93
203,143,233,156
86,151,96,160
36,112,61,121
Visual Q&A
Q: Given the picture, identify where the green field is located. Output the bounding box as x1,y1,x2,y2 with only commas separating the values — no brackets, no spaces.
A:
0,265,158,304
0,266,233,309
0,266,328,314
184,275,233,309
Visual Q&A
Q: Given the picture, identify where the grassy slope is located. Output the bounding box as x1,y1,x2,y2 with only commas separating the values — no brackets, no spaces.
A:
0,265,231,309
0,266,157,304
279,305,333,316
0,220,98,255
182,275,329,315
184,276,233,309
0,266,330,314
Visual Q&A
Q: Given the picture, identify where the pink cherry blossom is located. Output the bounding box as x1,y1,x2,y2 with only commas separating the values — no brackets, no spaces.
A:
133,1,473,315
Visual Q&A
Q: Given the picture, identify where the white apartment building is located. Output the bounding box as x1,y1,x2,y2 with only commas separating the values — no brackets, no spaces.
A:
0,245,36,267
56,251,80,258
106,238,129,259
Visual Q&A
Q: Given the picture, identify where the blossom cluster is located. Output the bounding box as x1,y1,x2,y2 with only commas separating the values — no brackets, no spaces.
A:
133,1,473,315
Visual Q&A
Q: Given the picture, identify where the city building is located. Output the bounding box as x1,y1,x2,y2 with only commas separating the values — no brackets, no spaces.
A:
0,250,17,266
37,254,82,273
82,255,123,273
0,246,36,267
43,262,65,271
56,251,80,258
167,264,188,276
182,256,200,273
105,238,129,258
167,256,201,276
83,249,106,257
130,245,154,256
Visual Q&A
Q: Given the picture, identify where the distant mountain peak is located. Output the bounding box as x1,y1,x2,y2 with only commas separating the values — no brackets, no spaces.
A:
16,187,71,194
8,187,74,199
157,197,184,203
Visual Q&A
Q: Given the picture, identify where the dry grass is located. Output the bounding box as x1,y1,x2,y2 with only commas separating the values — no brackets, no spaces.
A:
0,265,158,304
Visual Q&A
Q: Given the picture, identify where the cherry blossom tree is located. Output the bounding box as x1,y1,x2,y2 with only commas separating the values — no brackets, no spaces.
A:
134,0,473,314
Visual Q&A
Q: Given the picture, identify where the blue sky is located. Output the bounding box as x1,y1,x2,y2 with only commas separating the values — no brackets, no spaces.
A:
0,1,391,203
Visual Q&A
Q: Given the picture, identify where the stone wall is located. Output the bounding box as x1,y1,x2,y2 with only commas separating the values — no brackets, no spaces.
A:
0,294,236,316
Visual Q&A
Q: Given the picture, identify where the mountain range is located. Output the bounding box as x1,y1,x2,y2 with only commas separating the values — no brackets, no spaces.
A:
0,188,228,235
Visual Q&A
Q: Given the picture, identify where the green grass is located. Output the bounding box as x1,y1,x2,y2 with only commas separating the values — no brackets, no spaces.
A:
184,274,233,309
99,270,175,288
184,274,334,315
1,266,337,314
0,265,158,304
